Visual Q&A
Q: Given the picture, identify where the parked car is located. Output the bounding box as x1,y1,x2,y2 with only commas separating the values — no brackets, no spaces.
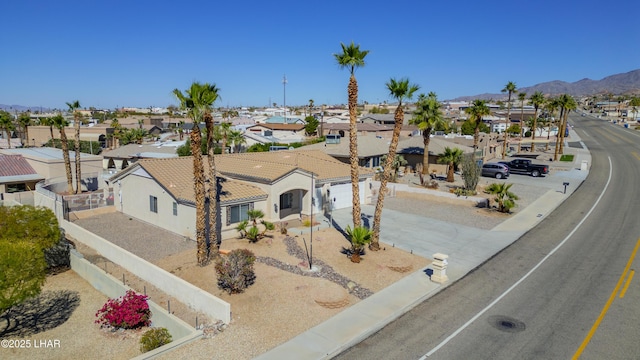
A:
481,163,510,179
499,159,549,177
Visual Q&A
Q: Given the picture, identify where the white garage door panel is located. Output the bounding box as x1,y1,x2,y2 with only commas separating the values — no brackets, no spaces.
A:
329,182,366,210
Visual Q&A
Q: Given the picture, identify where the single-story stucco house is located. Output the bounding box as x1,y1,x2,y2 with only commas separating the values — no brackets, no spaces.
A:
108,150,374,241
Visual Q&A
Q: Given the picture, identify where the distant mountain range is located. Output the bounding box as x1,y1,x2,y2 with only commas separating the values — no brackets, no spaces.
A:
452,69,640,101
0,105,52,113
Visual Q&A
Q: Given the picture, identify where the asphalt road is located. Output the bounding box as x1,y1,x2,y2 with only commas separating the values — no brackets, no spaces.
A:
335,113,640,360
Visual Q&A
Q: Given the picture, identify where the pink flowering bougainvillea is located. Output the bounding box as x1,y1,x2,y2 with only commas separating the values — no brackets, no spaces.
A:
95,290,151,329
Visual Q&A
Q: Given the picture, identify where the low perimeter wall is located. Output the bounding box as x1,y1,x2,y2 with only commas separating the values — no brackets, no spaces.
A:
62,220,231,324
70,251,203,359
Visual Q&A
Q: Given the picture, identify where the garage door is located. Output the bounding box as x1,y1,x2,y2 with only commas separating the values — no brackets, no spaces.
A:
329,182,366,210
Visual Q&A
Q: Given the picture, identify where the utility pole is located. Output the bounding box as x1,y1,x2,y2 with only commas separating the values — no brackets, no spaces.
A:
282,74,287,121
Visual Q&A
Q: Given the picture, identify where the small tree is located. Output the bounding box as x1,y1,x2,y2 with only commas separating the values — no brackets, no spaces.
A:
437,147,463,182
304,115,319,136
461,155,480,191
485,182,519,213
345,225,372,263
0,241,47,317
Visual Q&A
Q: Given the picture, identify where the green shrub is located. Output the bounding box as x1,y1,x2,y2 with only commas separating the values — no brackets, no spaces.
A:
215,249,256,294
559,154,574,162
140,327,172,353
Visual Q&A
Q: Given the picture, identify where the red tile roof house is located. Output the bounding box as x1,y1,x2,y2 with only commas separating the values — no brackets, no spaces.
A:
0,154,44,204
108,150,374,241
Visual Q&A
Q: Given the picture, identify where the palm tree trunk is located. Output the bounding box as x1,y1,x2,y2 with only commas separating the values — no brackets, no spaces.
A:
422,129,431,175
473,124,480,160
559,110,569,154
190,127,208,266
447,161,455,182
372,105,404,250
503,100,511,158
348,74,361,228
204,113,219,260
74,116,81,194
530,108,538,152
49,126,54,144
60,129,74,194
553,108,564,161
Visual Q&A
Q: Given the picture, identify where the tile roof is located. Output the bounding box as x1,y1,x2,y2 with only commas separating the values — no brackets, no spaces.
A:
0,155,38,176
299,135,391,158
133,157,267,204
322,123,394,132
248,123,305,131
397,136,474,155
102,143,179,159
116,150,374,203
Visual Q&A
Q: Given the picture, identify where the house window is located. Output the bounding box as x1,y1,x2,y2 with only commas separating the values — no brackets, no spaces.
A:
149,195,158,213
280,192,293,210
371,156,380,167
229,204,250,224
172,202,177,216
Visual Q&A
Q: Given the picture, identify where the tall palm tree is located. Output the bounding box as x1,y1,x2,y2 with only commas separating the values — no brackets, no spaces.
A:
0,110,14,149
334,41,369,228
66,101,82,194
501,82,517,158
371,78,419,250
173,82,220,265
18,113,31,147
437,147,464,182
529,91,545,152
410,92,445,178
516,92,527,153
544,97,559,151
553,94,576,160
218,121,231,154
51,114,74,194
464,99,491,159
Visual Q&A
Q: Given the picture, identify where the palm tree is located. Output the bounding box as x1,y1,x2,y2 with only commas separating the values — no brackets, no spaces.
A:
553,94,576,160
529,91,545,152
464,100,491,159
501,82,517,158
173,82,221,265
308,99,314,116
544,98,559,151
39,116,55,143
345,225,372,263
410,92,445,177
177,120,185,140
66,101,82,194
18,113,31,147
334,41,369,228
51,114,74,194
629,96,640,121
371,78,419,250
229,129,246,153
0,111,14,149
516,92,527,153
218,121,231,154
437,147,464,182
485,182,519,213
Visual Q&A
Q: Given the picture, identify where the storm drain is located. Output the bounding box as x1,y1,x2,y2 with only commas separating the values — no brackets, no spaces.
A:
488,315,526,333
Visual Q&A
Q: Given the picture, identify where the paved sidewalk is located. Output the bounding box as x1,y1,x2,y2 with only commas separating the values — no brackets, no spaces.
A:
256,130,590,360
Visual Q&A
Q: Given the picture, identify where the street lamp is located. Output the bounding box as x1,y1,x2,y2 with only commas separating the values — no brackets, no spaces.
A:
282,74,287,121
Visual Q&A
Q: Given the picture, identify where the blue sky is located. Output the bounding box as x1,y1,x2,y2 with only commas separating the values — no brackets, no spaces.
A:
1,0,638,110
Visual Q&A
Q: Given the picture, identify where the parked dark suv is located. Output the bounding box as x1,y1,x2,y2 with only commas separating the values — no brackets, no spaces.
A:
481,163,510,179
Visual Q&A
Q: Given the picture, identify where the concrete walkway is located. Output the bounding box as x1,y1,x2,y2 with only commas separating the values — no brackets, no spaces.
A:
256,130,590,360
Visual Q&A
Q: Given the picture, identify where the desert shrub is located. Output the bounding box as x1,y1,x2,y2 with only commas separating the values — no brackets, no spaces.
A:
460,155,480,191
140,327,172,353
95,290,151,329
215,249,256,294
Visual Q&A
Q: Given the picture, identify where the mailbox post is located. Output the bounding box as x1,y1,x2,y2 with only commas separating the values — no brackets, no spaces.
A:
431,253,449,284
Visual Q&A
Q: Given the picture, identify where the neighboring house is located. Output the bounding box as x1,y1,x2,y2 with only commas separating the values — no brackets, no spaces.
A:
0,147,104,191
101,142,181,170
108,150,374,241
264,116,305,125
121,123,163,137
320,123,395,139
0,154,44,202
300,134,390,168
397,136,475,172
244,123,306,145
360,113,412,125
29,125,113,148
